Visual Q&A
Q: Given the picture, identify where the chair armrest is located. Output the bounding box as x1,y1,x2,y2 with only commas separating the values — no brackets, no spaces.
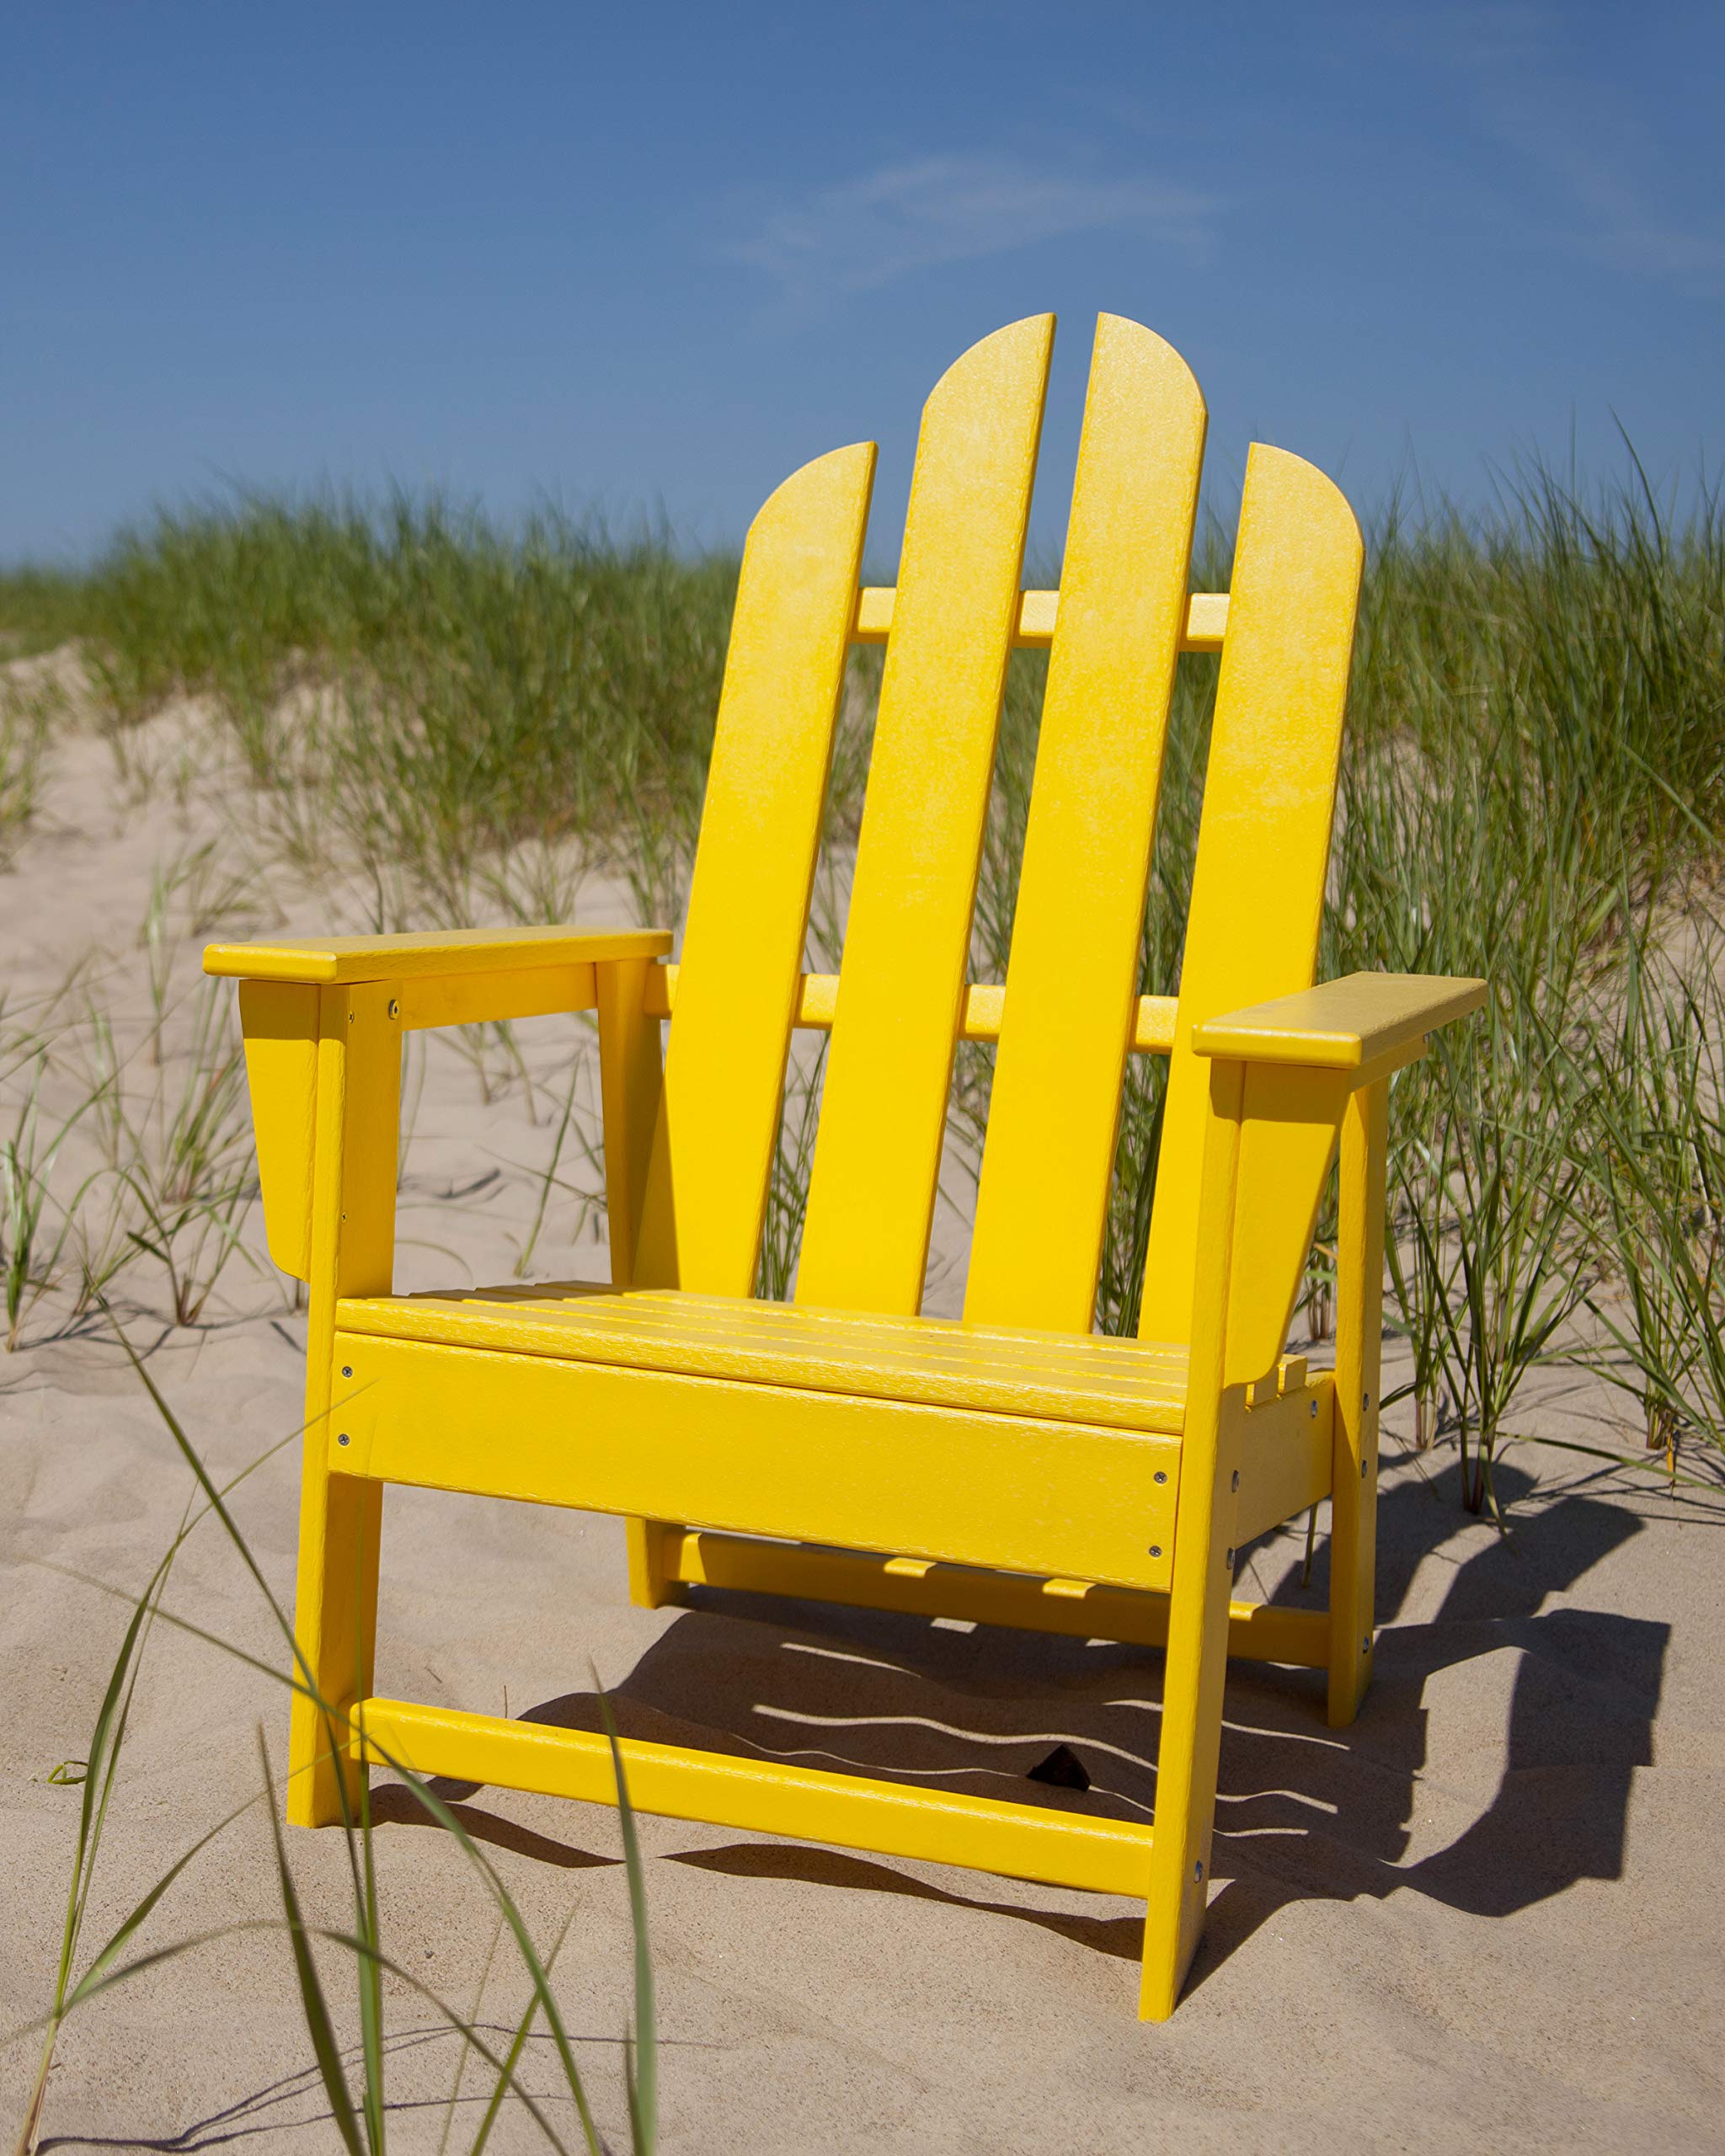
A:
1192,971,1485,1074
204,925,671,985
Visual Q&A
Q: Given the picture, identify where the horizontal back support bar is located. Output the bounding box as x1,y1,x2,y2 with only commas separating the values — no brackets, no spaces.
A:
344,957,1183,1056
644,964,1180,1053
668,1529,1332,1668
852,586,1229,653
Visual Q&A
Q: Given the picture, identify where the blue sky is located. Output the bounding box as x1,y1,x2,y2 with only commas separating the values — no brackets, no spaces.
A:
3,3,1721,564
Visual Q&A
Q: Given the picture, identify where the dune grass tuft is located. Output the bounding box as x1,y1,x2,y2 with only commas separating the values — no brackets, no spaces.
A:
3,462,1724,1499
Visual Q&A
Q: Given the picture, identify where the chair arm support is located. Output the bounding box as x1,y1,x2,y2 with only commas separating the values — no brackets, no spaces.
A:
203,925,671,987
211,929,671,1285
1191,971,1485,1075
1192,974,1482,1392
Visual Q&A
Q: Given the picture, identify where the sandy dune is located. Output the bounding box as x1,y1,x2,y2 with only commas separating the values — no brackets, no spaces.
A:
3,678,1722,2152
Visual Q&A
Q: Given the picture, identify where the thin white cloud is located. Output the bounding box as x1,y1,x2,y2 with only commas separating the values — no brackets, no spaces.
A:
726,152,1216,308
1376,2,1725,298
1471,79,1725,296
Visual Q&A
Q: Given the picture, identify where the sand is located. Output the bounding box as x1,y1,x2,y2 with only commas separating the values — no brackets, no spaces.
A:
3,669,1722,2153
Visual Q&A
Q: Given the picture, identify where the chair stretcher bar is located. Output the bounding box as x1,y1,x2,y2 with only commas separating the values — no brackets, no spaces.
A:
352,1696,1155,1896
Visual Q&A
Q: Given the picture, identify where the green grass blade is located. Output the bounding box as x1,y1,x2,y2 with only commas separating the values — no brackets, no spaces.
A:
259,1729,366,2156
64,1788,264,2010
595,1679,655,2156
468,1911,574,2155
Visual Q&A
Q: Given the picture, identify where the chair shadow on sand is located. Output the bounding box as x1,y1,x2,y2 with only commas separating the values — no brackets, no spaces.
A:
372,1454,1670,1997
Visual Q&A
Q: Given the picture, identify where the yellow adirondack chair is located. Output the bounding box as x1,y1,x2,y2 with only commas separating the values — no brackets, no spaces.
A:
206,313,1483,2019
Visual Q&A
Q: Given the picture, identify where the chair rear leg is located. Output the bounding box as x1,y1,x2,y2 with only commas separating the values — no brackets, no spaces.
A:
286,1470,382,1827
1327,1080,1386,1729
626,1516,687,1609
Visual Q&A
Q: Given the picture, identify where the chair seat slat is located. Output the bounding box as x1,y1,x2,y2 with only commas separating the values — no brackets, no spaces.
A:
339,1283,1190,1432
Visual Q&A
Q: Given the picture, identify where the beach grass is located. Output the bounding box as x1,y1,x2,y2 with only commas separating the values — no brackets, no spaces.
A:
4,458,1725,2147
2,460,1723,1500
11,1338,659,2156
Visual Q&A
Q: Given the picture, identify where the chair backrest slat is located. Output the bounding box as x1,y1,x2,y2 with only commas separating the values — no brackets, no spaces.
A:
634,443,876,1294
1136,443,1364,1343
795,315,1054,1315
964,316,1205,1334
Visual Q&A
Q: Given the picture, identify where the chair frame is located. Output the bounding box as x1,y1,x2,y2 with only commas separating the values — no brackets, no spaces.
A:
207,316,1482,2018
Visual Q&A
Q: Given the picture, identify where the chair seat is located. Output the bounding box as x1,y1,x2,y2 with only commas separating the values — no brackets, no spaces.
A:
331,1286,1327,1593
337,1283,1194,1433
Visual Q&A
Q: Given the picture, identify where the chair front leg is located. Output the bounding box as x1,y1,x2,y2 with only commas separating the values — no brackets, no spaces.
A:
592,953,687,1609
1140,1059,1246,2019
286,982,401,1828
1139,1377,1247,2019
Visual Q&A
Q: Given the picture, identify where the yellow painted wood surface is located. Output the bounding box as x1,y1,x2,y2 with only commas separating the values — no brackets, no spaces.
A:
1194,970,1487,1068
327,1331,1182,1592
396,963,598,1033
205,925,669,985
238,979,318,1282
1231,1378,1333,1545
205,312,1503,2020
852,584,1228,652
798,315,1053,1314
644,963,1181,1054
624,1516,686,1609
1328,1078,1388,1726
665,1524,1331,1665
286,980,400,1828
1139,445,1365,1347
1140,1058,1247,2018
634,443,875,1294
337,1284,1189,1432
968,315,1205,1332
1222,1061,1352,1389
1193,978,1483,1388
595,956,665,1289
355,1697,1156,1897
